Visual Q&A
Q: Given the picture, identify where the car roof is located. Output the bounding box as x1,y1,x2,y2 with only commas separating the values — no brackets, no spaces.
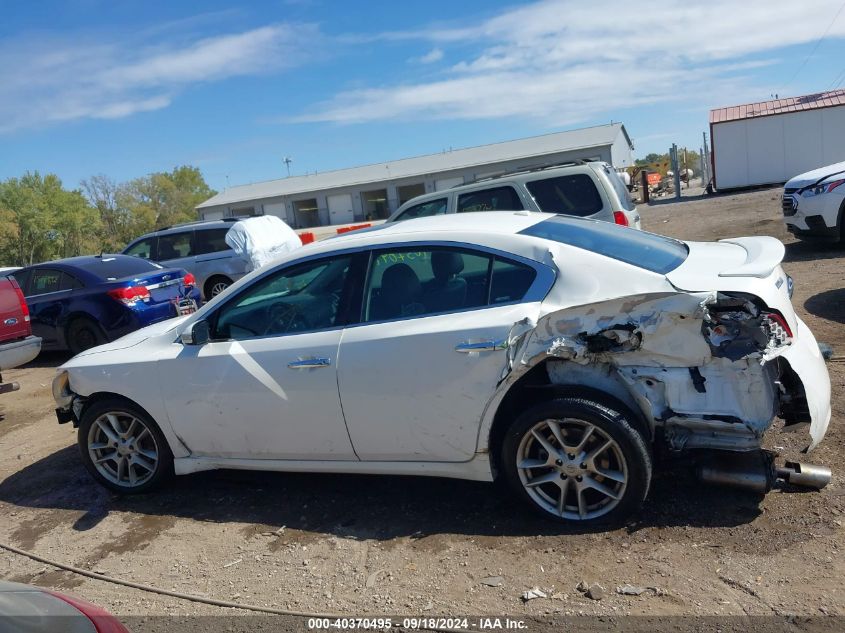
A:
132,219,235,240
19,254,130,269
294,211,554,263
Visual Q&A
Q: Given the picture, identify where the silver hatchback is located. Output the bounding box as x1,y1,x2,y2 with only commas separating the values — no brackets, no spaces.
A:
122,220,248,300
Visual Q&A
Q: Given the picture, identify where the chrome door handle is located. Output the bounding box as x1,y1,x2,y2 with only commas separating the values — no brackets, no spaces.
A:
287,357,332,369
454,340,507,353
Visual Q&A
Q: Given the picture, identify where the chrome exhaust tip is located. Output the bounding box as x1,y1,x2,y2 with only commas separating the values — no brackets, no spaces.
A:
697,451,831,492
776,461,832,490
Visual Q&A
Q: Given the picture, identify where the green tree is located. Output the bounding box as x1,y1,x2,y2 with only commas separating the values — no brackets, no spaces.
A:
0,172,101,265
120,166,216,232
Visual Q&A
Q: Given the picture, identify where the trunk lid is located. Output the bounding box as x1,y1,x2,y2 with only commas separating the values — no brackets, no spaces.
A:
105,268,191,306
666,237,795,329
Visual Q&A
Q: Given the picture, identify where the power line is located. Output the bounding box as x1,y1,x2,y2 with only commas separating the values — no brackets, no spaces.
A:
783,0,845,92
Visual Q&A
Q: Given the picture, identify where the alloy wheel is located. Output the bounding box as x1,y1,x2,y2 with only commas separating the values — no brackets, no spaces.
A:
516,418,628,520
87,411,160,488
210,281,229,297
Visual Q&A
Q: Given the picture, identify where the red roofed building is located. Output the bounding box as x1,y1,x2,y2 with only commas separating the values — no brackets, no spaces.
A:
709,89,845,190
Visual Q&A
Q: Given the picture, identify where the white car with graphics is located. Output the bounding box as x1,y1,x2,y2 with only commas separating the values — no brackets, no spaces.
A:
53,213,831,524
782,160,845,242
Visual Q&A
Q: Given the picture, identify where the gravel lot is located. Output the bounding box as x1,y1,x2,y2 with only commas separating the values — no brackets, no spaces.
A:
1,186,843,628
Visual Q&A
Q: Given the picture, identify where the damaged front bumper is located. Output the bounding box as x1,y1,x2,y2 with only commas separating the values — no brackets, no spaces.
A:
52,370,84,426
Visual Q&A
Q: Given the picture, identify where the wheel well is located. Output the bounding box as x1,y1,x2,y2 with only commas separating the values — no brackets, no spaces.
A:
63,312,104,347
80,391,154,421
488,360,652,476
203,274,232,298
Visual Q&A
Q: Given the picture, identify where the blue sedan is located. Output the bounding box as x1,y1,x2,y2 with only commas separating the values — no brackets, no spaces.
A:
13,254,201,354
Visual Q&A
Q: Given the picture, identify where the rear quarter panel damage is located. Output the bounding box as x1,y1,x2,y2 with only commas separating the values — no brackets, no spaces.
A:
482,290,828,454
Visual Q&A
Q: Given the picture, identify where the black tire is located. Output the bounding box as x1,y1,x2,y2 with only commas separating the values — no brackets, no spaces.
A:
78,398,174,494
204,275,232,300
67,317,106,355
501,397,651,525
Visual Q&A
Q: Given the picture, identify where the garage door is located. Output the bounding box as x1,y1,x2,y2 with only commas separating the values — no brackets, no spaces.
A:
327,194,354,225
435,177,464,191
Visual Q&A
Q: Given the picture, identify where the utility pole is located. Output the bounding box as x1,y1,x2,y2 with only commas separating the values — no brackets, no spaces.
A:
283,157,293,177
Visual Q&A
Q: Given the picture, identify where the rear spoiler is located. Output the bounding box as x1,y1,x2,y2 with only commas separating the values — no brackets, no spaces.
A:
717,236,785,278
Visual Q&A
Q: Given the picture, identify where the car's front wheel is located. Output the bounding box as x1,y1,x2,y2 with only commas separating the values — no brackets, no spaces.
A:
78,399,173,494
501,397,651,525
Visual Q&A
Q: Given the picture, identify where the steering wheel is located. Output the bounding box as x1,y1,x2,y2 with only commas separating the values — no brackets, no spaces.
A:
265,302,309,334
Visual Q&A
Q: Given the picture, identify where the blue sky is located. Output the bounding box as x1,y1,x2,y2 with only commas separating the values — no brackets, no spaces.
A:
2,0,845,193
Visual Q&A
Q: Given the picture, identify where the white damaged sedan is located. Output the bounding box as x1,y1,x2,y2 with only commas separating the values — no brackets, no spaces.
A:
53,212,831,524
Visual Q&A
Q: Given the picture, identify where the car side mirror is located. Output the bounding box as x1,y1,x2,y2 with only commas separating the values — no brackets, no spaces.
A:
180,320,210,346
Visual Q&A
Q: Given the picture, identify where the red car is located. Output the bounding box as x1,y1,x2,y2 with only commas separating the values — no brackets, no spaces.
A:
0,272,41,393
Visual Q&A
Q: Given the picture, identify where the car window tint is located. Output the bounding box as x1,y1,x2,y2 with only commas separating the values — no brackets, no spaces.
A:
396,198,447,221
74,256,162,280
195,228,231,255
11,269,31,293
364,248,493,322
519,215,689,274
526,174,603,216
214,256,352,340
490,257,537,304
457,186,524,213
156,232,194,260
124,237,155,259
60,272,83,290
28,269,63,296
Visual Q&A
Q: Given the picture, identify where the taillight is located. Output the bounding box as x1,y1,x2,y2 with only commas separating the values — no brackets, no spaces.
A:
8,277,29,322
107,285,150,306
47,590,130,633
613,211,629,226
183,272,196,287
762,310,793,342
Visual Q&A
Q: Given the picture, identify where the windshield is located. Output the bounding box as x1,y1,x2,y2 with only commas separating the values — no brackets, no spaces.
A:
520,216,688,274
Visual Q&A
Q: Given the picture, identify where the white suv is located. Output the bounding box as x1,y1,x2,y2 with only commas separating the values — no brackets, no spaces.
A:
387,161,641,229
782,160,845,242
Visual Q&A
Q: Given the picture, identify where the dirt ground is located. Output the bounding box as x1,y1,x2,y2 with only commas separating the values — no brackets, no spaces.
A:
1,186,844,628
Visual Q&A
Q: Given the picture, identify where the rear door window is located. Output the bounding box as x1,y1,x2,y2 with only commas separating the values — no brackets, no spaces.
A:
28,268,64,296
156,232,194,260
363,248,539,322
457,186,524,213
195,228,232,255
526,174,604,216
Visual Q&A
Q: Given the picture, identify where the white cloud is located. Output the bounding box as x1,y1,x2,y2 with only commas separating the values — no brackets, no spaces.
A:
298,0,845,125
0,22,319,133
411,48,444,64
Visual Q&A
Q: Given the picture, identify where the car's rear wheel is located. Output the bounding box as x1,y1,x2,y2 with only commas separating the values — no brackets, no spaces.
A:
78,399,173,494
204,275,231,299
67,317,106,355
501,397,651,525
